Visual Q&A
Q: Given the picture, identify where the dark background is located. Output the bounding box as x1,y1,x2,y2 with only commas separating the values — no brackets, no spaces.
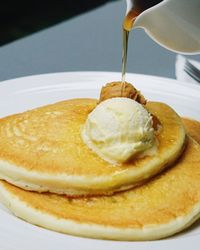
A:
0,0,113,46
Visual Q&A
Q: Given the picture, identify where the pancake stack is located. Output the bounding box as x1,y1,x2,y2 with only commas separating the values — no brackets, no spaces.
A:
0,96,200,241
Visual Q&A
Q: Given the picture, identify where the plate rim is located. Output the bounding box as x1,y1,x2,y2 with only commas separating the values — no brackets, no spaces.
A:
0,70,200,88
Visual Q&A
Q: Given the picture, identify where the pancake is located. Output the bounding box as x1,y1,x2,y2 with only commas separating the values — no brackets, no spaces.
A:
182,118,200,144
0,135,200,241
0,99,185,196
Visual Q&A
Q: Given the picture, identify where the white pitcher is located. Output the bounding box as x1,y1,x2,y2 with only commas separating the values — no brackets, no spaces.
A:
126,0,200,54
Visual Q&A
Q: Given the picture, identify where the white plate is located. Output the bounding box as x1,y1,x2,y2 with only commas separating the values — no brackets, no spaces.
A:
0,72,200,250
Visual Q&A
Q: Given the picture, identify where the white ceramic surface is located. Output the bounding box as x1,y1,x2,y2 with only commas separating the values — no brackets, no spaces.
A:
126,0,200,54
0,71,200,250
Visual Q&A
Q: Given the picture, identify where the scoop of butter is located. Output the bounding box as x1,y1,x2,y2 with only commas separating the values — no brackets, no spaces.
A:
81,97,155,164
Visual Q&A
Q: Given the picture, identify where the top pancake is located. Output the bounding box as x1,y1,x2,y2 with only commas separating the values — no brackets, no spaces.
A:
0,99,185,195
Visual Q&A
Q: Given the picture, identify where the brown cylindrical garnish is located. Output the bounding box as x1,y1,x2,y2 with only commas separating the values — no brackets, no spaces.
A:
99,81,146,105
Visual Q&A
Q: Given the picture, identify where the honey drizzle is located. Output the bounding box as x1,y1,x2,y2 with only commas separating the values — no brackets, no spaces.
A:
121,0,163,94
121,9,140,96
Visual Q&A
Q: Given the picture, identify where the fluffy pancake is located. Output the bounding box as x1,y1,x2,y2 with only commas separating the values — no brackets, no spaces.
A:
182,118,200,144
0,135,200,241
0,99,185,196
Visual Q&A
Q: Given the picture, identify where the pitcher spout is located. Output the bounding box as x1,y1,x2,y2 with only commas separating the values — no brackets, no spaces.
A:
125,0,200,54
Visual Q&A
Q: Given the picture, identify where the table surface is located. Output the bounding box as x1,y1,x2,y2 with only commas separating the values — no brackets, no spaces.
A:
0,0,199,82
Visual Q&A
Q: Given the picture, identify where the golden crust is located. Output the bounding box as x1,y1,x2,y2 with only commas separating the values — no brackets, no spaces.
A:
182,118,200,144
0,135,200,240
0,99,185,195
3,138,199,226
